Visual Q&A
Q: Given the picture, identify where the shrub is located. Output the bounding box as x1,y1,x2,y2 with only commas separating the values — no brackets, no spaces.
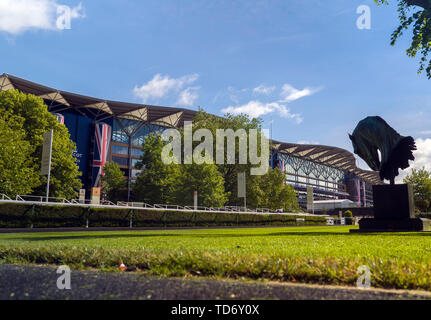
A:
0,203,327,228
344,210,353,218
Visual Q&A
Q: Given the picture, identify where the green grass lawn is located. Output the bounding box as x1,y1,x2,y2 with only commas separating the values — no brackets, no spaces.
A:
1,226,431,290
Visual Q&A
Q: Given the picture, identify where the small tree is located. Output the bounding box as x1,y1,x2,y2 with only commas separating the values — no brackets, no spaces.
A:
102,162,126,203
344,210,353,218
404,167,431,212
190,110,267,206
0,116,39,196
176,161,229,208
133,134,182,204
247,168,299,212
0,90,82,198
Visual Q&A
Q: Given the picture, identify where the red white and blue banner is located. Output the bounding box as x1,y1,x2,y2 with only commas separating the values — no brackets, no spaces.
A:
52,113,64,125
277,159,286,172
355,178,361,207
92,123,112,187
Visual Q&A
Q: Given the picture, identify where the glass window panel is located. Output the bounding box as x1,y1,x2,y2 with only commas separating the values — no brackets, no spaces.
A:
131,159,141,168
112,145,128,155
112,156,128,166
131,148,144,158
131,124,167,147
112,120,129,144
131,169,142,178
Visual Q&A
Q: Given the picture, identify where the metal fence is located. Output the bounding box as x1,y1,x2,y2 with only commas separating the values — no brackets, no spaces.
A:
0,193,329,217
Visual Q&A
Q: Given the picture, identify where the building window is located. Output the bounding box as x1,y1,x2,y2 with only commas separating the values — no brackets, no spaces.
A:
131,158,141,168
112,156,128,167
112,120,129,144
131,148,144,158
112,145,128,155
131,124,167,147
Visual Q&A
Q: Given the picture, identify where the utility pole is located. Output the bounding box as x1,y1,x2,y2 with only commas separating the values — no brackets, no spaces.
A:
238,172,246,211
41,129,54,202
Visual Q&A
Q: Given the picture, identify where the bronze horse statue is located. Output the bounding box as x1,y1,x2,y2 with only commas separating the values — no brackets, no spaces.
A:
349,116,416,184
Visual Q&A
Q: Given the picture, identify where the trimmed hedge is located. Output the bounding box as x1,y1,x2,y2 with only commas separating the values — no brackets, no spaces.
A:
0,203,327,229
417,213,431,219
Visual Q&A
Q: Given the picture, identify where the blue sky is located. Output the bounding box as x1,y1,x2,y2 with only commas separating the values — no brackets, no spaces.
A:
1,0,431,174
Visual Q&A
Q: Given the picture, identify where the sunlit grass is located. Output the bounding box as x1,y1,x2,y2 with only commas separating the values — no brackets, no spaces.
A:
1,226,431,290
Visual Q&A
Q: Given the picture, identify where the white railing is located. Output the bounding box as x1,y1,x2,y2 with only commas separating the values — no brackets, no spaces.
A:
0,193,329,217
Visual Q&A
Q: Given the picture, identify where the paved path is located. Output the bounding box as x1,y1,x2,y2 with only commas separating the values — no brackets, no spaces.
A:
0,264,430,300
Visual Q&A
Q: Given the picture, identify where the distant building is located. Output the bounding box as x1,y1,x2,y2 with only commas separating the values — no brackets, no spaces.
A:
312,199,357,212
0,74,382,206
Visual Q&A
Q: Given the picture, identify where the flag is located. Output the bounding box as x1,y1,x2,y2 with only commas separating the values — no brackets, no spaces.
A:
92,123,112,187
356,179,361,206
53,113,64,125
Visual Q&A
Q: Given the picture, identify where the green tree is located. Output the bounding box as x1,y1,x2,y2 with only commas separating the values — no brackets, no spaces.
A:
176,161,229,208
190,110,269,206
102,162,126,203
0,116,39,196
404,167,431,212
375,0,431,78
133,134,182,204
0,90,82,198
247,168,299,212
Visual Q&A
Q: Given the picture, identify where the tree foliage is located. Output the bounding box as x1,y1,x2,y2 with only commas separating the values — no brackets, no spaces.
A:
404,167,431,212
191,110,268,206
247,169,300,212
0,90,82,198
133,134,229,207
102,162,126,203
176,162,229,208
375,0,431,78
133,134,182,204
0,116,39,196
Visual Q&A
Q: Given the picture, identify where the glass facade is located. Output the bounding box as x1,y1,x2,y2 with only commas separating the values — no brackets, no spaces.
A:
112,120,129,144
131,148,144,158
131,124,165,147
111,145,128,155
275,152,346,204
112,156,128,166
112,119,166,147
111,119,168,176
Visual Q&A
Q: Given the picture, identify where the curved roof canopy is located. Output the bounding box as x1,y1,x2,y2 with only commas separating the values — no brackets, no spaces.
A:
0,73,382,185
0,73,198,127
272,141,382,185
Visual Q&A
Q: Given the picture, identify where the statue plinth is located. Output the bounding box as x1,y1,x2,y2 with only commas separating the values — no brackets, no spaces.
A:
351,184,430,232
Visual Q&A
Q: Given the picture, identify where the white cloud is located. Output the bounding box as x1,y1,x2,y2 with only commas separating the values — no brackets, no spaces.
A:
133,73,199,103
218,82,323,123
280,83,321,103
222,100,303,123
411,138,431,171
0,0,85,35
177,87,199,107
297,140,320,145
253,85,276,95
397,138,431,182
418,130,431,136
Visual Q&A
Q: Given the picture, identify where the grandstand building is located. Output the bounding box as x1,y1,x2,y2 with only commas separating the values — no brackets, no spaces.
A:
0,74,381,207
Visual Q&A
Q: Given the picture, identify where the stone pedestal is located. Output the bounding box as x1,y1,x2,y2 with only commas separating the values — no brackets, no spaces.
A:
351,184,430,232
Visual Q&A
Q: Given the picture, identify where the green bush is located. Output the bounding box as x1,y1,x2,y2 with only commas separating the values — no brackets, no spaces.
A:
344,210,353,218
0,203,327,229
417,212,431,219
